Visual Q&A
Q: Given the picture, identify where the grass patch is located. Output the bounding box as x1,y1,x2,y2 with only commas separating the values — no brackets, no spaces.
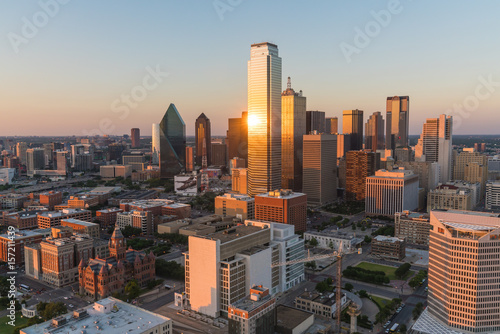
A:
356,262,412,280
370,295,391,310
0,312,29,334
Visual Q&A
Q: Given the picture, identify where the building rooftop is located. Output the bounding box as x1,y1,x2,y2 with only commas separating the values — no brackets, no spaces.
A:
256,189,306,200
38,209,90,218
297,291,336,307
0,230,41,240
432,210,500,228
62,218,98,227
201,224,266,244
372,168,417,179
230,292,274,313
97,208,123,213
20,297,170,334
217,193,254,201
398,211,430,221
162,202,191,208
275,305,314,331
373,235,405,243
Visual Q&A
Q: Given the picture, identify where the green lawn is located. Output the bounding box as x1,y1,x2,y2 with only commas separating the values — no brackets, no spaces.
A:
370,295,391,310
0,312,29,334
355,262,413,280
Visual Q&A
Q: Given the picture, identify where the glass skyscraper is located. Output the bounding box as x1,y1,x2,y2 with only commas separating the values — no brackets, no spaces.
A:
342,109,364,151
195,113,211,166
386,96,410,149
247,42,282,197
152,123,160,164
159,103,186,178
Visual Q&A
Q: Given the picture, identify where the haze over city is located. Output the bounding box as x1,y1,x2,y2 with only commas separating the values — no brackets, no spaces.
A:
2,0,500,136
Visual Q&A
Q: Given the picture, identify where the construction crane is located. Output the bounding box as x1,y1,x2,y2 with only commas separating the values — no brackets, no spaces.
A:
271,241,361,333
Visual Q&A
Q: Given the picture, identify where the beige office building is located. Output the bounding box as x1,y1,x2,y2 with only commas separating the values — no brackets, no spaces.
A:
215,193,255,220
232,168,248,195
464,162,488,198
453,149,488,181
427,184,472,212
302,133,337,205
418,210,500,333
394,211,431,247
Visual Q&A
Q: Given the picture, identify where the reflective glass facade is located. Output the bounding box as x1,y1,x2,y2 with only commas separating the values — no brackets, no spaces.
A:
159,104,186,178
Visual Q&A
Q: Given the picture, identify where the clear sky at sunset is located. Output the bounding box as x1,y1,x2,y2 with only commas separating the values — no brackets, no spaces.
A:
1,0,499,136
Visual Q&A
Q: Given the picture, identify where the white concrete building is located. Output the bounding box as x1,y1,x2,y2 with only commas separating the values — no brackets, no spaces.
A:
486,181,500,211
365,168,419,216
184,221,304,318
0,167,15,185
303,231,362,252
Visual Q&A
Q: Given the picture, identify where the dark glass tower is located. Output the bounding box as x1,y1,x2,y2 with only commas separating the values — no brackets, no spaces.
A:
386,96,410,149
159,104,186,178
195,113,211,166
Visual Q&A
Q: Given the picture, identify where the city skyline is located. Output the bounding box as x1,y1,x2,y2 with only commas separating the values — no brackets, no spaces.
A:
1,1,500,136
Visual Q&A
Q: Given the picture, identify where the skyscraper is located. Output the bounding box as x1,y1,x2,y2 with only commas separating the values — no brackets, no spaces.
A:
386,96,410,150
227,111,248,165
345,150,376,201
152,123,160,164
281,77,306,191
342,109,364,151
195,113,211,166
365,111,384,151
326,117,338,134
185,146,194,172
159,104,186,178
415,114,453,183
302,133,337,205
26,148,45,176
16,142,27,165
247,42,282,197
131,128,140,148
306,111,326,134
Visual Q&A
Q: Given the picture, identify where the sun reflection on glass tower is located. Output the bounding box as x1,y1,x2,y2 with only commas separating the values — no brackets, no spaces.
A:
386,96,410,150
159,103,186,178
247,42,282,197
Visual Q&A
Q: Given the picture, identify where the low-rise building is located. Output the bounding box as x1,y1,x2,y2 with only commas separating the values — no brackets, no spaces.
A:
2,209,47,230
61,218,100,239
95,208,123,229
228,286,276,334
215,193,255,220
20,297,172,334
295,291,347,319
275,305,315,334
116,210,154,235
0,193,28,209
100,165,132,179
162,203,191,219
68,195,99,209
0,229,43,265
303,231,362,252
371,235,406,261
486,181,500,211
37,209,92,229
255,189,307,232
39,191,63,210
395,211,431,247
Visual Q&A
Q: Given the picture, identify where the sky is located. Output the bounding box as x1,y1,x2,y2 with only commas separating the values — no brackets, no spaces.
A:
1,0,500,137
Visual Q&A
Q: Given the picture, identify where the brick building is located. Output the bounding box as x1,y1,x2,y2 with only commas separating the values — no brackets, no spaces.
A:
371,235,406,261
39,191,63,210
79,226,155,300
255,190,307,232
37,209,92,229
95,208,124,229
0,230,43,265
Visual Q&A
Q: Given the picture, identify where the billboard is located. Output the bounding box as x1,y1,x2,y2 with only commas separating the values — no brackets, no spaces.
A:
174,174,200,196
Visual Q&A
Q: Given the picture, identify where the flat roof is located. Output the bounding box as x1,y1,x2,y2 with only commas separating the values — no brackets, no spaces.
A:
275,305,314,330
201,225,266,243
256,190,306,200
62,218,98,227
0,230,41,240
97,208,123,213
20,297,170,334
163,203,190,208
374,235,404,243
230,293,274,312
432,210,500,228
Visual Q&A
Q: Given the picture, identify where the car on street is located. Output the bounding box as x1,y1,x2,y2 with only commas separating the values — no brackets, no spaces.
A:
383,321,391,328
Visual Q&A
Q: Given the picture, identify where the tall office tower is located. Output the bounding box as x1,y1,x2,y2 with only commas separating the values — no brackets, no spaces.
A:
345,150,376,201
71,144,94,171
281,77,306,191
415,114,453,183
226,111,248,165
16,142,27,165
486,181,500,211
474,142,486,152
465,162,488,198
326,117,338,134
302,133,337,205
336,134,351,160
159,104,186,178
306,111,326,134
410,211,500,334
453,149,488,181
184,221,304,318
247,42,282,197
56,151,69,173
342,109,364,150
130,128,140,148
211,142,227,166
26,148,45,176
185,146,194,172
393,161,439,192
365,111,384,151
255,189,307,232
365,168,419,216
232,168,247,195
385,96,410,150
195,113,211,166
42,143,53,168
151,123,160,164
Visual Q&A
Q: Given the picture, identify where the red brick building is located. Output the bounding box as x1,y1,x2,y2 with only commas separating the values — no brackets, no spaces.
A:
162,203,191,219
95,208,124,229
0,230,43,265
78,226,155,300
255,190,307,232
39,191,63,210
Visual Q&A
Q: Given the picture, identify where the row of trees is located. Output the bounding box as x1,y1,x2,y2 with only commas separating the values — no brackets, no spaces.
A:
395,263,412,280
375,297,402,324
372,225,394,237
155,259,185,280
154,232,189,245
409,270,428,288
343,266,390,285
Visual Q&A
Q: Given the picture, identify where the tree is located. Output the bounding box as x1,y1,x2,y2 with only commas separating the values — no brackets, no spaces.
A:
121,225,142,238
305,261,317,270
358,290,368,298
364,235,371,243
413,302,424,319
395,263,412,279
125,280,141,300
37,301,67,320
399,324,408,333
344,283,354,292
316,281,329,293
328,241,334,250
309,237,318,247
352,224,356,230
